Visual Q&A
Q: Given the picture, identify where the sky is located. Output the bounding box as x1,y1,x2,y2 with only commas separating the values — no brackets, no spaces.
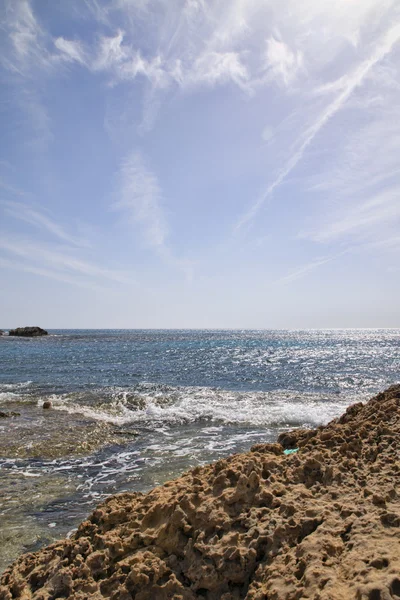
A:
1,0,400,329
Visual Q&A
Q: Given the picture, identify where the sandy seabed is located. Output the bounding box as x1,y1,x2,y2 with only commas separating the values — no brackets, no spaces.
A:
1,386,399,600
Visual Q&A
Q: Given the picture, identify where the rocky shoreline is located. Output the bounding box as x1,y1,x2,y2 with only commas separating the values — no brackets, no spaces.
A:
1,385,399,600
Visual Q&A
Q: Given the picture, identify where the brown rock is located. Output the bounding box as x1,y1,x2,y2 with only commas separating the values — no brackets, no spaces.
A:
1,385,400,599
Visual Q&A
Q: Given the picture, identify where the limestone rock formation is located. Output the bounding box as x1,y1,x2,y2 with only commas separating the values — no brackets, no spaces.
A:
1,386,400,599
8,327,48,337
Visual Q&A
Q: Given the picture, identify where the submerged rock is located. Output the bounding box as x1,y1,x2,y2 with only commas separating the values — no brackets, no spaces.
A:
0,411,20,418
8,327,48,337
1,386,400,599
0,411,139,461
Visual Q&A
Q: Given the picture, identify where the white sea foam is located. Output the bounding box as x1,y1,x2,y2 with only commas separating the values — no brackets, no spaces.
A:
49,385,353,429
0,382,35,406
0,381,33,391
0,392,20,402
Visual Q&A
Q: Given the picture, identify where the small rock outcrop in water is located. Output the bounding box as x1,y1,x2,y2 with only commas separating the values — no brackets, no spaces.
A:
8,327,48,337
42,401,52,409
0,411,20,418
1,386,400,600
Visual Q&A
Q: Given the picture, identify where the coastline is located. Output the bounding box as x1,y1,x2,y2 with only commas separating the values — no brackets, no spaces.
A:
1,385,399,599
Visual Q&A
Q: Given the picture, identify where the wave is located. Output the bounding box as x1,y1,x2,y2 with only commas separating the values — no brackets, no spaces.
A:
0,381,33,391
0,382,35,405
42,384,356,429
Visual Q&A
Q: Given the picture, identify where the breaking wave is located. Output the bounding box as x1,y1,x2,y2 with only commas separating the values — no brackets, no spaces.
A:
31,383,353,429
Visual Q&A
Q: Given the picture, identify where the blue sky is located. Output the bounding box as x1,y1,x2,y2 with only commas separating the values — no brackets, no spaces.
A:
1,0,400,328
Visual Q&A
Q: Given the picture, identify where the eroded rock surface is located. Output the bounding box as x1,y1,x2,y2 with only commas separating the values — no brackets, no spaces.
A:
1,386,399,600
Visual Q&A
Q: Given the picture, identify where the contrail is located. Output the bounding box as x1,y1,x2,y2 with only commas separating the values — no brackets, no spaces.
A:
234,22,400,232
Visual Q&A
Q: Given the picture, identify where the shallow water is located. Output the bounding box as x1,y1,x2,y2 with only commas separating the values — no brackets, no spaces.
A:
0,329,399,571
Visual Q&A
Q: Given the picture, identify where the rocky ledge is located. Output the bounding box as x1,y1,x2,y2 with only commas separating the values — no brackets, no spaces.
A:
1,386,400,600
8,327,48,337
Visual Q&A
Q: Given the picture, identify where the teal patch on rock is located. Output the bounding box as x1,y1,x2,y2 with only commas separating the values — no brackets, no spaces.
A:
283,448,299,455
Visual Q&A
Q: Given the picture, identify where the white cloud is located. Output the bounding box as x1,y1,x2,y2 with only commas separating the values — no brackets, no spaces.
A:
265,37,304,86
90,31,172,89
275,252,346,286
113,152,168,248
112,151,195,279
0,256,105,291
122,54,171,88
0,0,52,74
307,108,400,199
234,21,400,232
89,29,249,92
300,69,400,252
305,187,400,244
0,237,133,285
189,50,249,89
1,201,90,247
92,30,127,71
54,37,87,65
2,0,400,297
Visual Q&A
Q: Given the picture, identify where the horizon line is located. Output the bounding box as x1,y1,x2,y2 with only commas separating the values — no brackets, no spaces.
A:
2,327,399,332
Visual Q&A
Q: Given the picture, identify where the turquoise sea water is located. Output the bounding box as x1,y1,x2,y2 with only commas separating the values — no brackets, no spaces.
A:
0,329,399,569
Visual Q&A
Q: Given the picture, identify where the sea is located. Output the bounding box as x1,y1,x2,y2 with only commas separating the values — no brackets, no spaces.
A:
0,328,399,571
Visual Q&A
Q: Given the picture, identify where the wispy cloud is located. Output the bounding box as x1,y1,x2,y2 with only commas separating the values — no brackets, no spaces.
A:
113,151,195,279
1,201,90,247
1,0,87,74
0,256,105,291
0,236,133,286
234,21,400,232
0,0,50,74
373,235,400,250
275,252,347,286
87,29,250,93
91,30,126,71
113,151,168,249
27,0,267,131
264,37,304,86
188,50,249,90
304,187,400,244
2,0,400,317
54,37,87,65
0,178,25,197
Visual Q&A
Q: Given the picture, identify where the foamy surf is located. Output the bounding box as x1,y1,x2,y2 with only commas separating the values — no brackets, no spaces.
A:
44,384,354,429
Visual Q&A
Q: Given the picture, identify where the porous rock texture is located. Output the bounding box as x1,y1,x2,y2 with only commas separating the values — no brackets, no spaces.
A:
1,386,400,600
